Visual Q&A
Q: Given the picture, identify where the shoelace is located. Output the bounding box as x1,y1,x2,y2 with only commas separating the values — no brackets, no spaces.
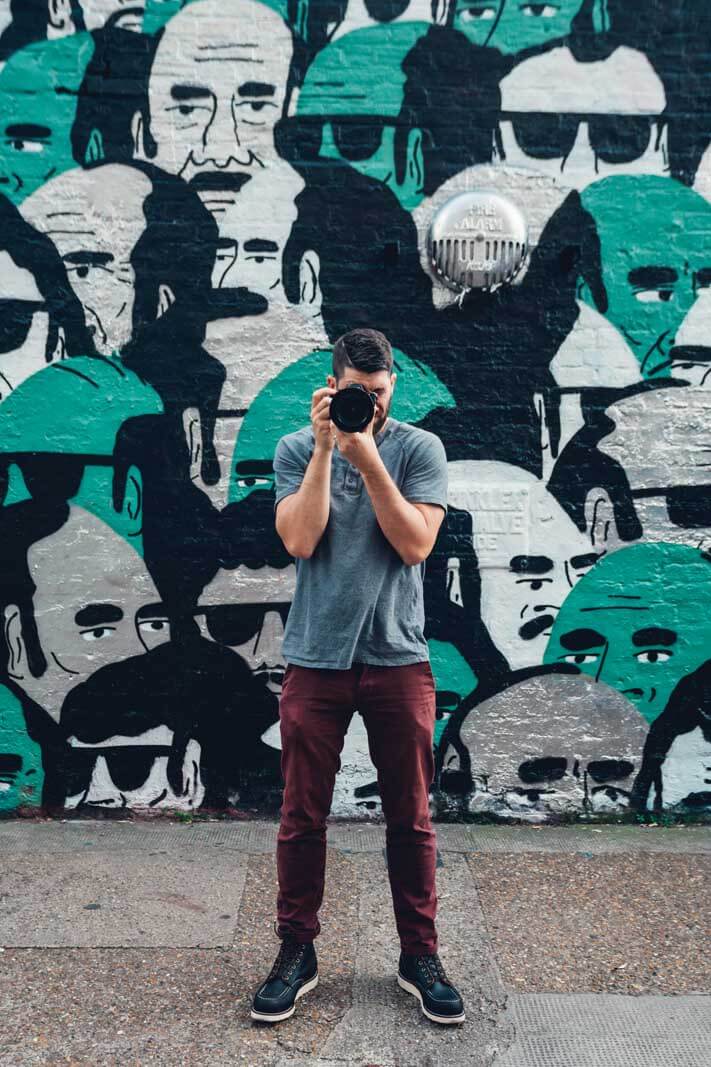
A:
267,939,307,983
417,953,450,987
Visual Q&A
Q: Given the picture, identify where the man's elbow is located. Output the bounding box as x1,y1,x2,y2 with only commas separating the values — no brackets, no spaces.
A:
401,544,431,567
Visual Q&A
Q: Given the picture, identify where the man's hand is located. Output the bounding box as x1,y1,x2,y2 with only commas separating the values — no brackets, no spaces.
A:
311,386,337,453
334,418,380,473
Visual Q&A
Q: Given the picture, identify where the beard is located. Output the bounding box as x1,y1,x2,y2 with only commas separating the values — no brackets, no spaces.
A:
373,394,392,434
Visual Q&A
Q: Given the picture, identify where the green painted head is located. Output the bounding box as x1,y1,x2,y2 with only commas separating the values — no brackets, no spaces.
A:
142,0,287,34
452,0,594,55
0,684,44,811
296,22,430,211
544,542,711,723
580,176,711,379
0,356,163,547
0,35,95,205
228,347,453,504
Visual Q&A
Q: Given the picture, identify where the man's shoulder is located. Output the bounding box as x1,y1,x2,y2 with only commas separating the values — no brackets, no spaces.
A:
276,425,315,457
388,419,446,455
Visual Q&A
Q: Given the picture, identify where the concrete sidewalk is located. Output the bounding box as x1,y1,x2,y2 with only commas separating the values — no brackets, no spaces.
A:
0,820,709,1066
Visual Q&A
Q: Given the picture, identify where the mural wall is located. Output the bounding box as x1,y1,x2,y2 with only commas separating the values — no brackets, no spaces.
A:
0,0,710,820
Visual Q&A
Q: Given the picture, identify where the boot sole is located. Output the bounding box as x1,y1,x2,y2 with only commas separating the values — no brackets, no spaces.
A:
250,974,319,1023
397,974,466,1025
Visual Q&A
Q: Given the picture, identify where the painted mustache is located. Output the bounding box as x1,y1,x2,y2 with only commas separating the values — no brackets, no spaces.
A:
519,614,556,641
189,172,253,194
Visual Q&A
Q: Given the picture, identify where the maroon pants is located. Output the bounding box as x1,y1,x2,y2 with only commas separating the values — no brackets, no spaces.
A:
276,661,438,956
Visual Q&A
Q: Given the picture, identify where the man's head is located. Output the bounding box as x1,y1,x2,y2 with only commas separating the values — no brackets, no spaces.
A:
0,502,170,723
580,176,711,378
0,194,91,397
327,328,396,435
0,34,94,203
21,162,218,355
496,45,668,190
0,356,164,544
447,460,600,672
142,0,293,195
544,541,711,722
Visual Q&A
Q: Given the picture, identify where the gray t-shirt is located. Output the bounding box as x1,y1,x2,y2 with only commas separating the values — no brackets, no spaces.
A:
273,418,448,670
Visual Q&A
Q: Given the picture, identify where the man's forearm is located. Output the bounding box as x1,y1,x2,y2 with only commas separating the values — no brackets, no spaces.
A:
360,452,430,566
278,444,332,558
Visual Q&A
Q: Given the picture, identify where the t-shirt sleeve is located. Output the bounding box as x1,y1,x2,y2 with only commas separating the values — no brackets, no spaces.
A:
273,433,310,507
401,431,448,511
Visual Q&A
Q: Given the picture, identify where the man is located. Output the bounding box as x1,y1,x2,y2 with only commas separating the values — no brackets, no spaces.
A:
495,43,669,190
579,176,711,379
140,0,293,210
250,328,465,1025
21,161,218,356
0,34,94,203
544,542,711,724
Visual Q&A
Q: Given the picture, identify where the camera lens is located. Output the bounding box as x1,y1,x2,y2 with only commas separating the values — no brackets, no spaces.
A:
330,384,376,433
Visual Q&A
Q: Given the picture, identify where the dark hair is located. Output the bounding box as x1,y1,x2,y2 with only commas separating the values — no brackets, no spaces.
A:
72,26,159,167
127,162,218,339
400,27,507,197
332,328,393,380
0,0,85,62
283,161,432,354
0,194,94,360
0,500,70,680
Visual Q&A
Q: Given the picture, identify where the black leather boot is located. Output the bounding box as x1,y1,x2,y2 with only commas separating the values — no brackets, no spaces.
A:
250,937,318,1023
398,951,465,1024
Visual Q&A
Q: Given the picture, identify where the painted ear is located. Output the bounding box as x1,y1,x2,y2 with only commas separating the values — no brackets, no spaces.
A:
298,250,322,315
48,0,75,34
157,284,176,320
50,327,66,363
182,407,203,483
4,606,27,681
131,111,148,160
406,128,424,197
84,129,105,167
123,466,143,538
583,487,619,549
592,0,611,34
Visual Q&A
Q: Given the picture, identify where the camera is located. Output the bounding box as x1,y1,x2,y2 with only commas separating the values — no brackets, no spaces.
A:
329,383,378,433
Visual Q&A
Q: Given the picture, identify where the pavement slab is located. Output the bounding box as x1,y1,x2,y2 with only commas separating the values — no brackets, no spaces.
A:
493,994,711,1067
470,852,711,994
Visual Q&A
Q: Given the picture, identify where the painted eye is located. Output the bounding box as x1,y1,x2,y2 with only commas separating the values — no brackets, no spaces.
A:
237,476,272,488
521,3,559,15
81,627,115,642
458,4,497,20
561,653,600,666
635,289,674,303
8,139,45,153
138,619,169,634
635,649,672,664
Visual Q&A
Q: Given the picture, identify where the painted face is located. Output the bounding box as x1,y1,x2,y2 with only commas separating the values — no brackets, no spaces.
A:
0,250,51,400
21,166,151,356
497,47,668,191
581,177,711,378
195,563,296,694
596,387,711,552
10,508,170,723
545,543,711,722
448,461,599,671
212,164,302,300
0,36,94,204
64,725,204,810
327,0,433,41
78,0,145,31
295,22,428,211
453,0,584,54
448,672,648,816
147,0,292,192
